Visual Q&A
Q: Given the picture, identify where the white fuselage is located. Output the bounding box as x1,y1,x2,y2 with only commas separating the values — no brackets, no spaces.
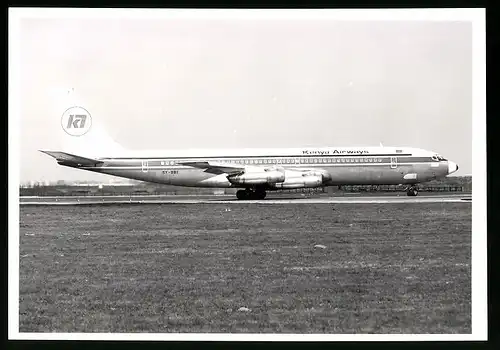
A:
69,146,458,189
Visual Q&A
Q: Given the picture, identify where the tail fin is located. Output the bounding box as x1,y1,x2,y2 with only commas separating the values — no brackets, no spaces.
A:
52,87,126,158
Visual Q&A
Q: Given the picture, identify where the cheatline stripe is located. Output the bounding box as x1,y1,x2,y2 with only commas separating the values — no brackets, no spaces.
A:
81,162,432,170
98,153,413,160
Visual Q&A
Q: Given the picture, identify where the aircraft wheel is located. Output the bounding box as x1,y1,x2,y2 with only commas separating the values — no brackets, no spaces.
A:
406,187,418,196
253,188,266,200
255,191,266,200
236,190,247,200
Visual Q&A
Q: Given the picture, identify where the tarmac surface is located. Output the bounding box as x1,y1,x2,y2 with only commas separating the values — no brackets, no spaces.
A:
19,193,471,205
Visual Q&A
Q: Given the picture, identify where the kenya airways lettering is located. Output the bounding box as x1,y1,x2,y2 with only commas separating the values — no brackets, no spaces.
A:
302,150,369,155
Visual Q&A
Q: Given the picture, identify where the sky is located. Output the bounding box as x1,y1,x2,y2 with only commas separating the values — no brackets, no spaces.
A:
15,15,473,182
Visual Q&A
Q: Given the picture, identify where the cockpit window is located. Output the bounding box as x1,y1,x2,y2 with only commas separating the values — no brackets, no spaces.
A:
433,154,448,161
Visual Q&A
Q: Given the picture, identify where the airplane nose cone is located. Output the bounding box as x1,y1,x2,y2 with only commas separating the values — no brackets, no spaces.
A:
448,161,459,174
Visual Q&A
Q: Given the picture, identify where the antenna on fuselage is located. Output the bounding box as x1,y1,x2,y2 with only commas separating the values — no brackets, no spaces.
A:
379,142,384,147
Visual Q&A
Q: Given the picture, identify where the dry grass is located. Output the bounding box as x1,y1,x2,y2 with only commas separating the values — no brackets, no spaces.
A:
19,202,471,333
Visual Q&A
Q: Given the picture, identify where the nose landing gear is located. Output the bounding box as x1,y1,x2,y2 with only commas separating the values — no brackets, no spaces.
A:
406,186,418,196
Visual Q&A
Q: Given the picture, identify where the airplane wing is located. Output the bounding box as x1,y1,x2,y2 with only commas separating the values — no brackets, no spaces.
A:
39,150,104,167
177,161,246,175
179,161,329,176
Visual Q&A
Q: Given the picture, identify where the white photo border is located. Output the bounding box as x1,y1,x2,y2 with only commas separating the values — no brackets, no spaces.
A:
8,7,487,341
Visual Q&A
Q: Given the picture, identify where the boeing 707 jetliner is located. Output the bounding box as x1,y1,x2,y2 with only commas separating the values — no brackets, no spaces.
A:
41,142,459,200
40,105,459,200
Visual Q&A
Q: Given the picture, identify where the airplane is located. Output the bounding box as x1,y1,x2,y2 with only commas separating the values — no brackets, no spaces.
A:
40,146,459,200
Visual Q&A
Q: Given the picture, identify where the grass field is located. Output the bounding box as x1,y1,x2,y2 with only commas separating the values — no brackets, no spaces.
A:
19,203,471,333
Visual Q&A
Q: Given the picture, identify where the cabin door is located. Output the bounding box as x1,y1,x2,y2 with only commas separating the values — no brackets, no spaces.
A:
390,156,398,169
141,160,149,173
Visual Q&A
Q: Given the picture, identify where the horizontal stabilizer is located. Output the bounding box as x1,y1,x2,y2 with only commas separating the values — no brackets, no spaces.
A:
39,150,104,167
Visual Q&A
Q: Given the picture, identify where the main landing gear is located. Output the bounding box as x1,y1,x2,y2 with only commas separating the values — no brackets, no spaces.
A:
406,186,418,196
236,188,267,200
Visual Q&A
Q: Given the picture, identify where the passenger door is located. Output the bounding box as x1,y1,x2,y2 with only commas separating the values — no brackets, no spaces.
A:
390,156,398,169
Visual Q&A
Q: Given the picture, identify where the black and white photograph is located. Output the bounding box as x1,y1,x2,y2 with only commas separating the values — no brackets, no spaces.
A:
8,8,486,341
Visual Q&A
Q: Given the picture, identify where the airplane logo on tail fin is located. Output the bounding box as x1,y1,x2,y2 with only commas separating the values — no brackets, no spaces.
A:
61,106,92,137
66,114,87,129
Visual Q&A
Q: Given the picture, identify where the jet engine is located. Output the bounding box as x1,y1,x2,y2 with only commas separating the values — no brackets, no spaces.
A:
271,175,323,189
227,170,286,185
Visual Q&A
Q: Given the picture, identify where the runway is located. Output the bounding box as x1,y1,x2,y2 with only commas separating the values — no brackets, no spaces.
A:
19,193,471,205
